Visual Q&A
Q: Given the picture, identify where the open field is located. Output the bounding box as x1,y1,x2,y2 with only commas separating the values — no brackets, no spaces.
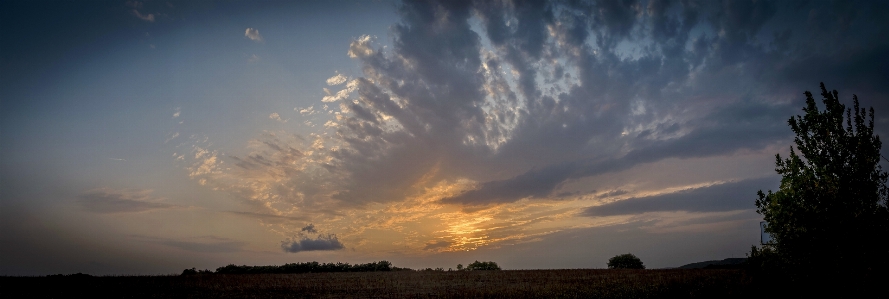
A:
1,269,753,298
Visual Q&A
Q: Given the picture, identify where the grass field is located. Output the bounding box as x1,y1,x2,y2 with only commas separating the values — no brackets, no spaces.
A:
1,269,754,298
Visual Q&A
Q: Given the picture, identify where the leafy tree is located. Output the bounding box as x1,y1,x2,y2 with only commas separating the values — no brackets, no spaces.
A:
755,83,889,283
607,253,645,269
465,260,501,271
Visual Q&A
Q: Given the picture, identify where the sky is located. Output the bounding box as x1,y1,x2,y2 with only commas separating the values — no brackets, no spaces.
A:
2,0,889,275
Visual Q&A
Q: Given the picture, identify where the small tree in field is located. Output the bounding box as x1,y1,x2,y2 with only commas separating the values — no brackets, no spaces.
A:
465,260,501,270
754,83,889,284
607,253,645,269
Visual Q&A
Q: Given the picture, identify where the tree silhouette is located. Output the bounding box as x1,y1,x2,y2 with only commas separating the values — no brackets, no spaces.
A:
754,83,889,287
607,253,644,269
465,261,501,271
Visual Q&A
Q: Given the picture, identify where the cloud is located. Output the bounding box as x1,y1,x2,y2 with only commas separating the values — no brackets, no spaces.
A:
164,132,179,143
173,107,180,118
78,188,178,213
248,54,260,63
583,177,780,217
245,28,263,42
181,0,889,253
297,106,316,115
300,224,317,234
423,240,451,251
326,74,347,86
269,112,286,123
596,189,629,199
281,234,344,253
133,10,154,22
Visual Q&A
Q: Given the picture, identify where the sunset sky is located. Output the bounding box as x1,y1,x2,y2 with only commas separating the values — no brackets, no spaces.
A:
3,0,889,275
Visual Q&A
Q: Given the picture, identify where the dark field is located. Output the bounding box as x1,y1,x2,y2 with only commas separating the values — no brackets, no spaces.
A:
1,269,755,298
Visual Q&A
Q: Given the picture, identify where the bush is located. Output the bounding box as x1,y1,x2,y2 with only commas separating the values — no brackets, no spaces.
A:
607,253,645,269
465,260,501,271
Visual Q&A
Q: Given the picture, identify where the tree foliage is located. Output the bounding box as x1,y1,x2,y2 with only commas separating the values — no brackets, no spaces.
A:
754,83,889,281
607,253,645,269
465,260,501,271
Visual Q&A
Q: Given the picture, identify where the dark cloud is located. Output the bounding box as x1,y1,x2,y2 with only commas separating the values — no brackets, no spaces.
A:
597,189,629,199
281,234,345,253
187,0,889,214
78,188,178,213
301,224,317,234
583,177,779,217
440,162,578,205
442,99,793,206
328,0,887,207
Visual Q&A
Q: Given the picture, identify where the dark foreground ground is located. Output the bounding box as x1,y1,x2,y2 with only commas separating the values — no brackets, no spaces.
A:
1,269,753,298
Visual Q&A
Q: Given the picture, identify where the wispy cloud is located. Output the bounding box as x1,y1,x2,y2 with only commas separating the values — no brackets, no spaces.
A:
164,132,179,143
269,112,286,123
296,106,317,115
125,1,143,9
245,28,263,42
326,74,347,86
423,240,451,251
78,188,178,214
132,9,154,22
583,177,779,217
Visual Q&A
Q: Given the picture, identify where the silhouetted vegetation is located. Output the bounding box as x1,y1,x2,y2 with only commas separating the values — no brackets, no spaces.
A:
465,260,501,270
751,83,889,295
45,273,93,278
180,268,214,275
203,260,393,274
607,253,645,269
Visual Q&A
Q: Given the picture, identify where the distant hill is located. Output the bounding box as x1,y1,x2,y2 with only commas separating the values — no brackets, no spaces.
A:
677,258,747,269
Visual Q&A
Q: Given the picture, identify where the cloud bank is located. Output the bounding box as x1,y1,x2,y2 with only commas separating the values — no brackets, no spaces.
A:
583,177,779,217
181,0,889,253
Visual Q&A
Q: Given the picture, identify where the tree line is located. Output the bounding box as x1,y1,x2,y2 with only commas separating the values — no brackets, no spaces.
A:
183,261,397,275
182,260,505,275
